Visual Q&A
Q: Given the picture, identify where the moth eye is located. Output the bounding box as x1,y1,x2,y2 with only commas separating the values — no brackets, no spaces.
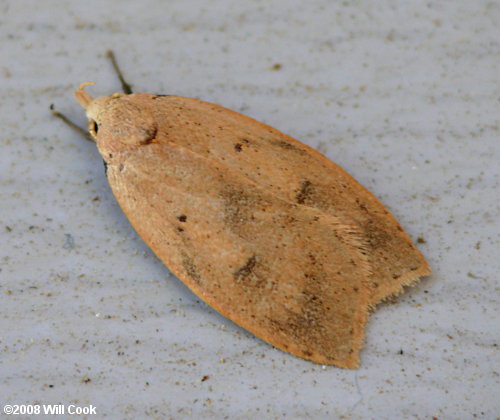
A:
89,119,99,136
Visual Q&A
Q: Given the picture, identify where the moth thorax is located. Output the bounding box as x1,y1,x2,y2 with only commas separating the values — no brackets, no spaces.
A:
87,96,157,147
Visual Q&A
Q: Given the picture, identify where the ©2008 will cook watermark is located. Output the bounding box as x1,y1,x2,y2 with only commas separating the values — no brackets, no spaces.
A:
3,404,97,416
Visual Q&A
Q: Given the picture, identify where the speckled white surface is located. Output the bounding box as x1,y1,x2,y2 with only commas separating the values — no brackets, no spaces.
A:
0,1,498,419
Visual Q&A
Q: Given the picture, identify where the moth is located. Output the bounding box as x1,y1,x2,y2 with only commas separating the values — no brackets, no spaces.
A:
54,52,431,369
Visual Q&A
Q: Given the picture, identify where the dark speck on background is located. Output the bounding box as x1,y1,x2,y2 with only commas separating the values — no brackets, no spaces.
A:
63,233,74,249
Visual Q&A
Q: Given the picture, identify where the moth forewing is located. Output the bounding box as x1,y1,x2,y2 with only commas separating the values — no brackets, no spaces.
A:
72,83,431,369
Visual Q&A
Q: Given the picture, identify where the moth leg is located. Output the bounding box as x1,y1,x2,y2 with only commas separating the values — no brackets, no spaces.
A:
106,50,133,94
50,104,94,142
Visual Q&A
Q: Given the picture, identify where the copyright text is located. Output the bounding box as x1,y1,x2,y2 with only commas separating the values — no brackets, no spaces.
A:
3,404,97,416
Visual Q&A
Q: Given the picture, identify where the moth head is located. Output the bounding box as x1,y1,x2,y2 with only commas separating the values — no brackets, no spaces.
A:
74,82,157,147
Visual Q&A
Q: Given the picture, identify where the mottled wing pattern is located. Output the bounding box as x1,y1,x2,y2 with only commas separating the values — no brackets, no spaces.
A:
96,92,431,368
148,95,431,304
107,142,371,367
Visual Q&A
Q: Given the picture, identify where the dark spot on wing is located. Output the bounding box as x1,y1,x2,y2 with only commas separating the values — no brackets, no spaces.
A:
269,139,304,153
363,220,391,249
182,253,201,284
269,272,327,345
177,214,187,222
296,180,313,204
220,188,264,238
234,256,257,279
234,143,243,152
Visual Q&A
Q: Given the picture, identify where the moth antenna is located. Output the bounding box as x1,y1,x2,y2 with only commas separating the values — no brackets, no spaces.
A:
106,50,133,94
50,104,94,142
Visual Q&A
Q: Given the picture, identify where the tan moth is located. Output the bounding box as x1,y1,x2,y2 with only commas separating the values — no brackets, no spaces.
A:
54,51,431,369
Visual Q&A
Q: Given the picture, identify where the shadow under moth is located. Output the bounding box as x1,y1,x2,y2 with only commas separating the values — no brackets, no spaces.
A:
53,51,431,369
